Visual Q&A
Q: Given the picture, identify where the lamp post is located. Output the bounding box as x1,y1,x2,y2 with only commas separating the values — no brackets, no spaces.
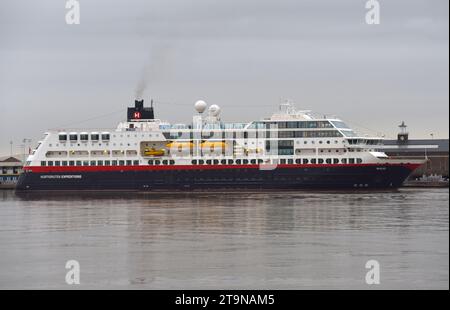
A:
22,138,32,163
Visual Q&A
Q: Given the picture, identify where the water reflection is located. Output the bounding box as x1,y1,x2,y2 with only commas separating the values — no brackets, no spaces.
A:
1,189,448,289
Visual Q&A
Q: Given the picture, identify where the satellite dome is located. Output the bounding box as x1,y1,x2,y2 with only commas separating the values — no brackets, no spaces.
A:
208,104,221,117
194,100,207,113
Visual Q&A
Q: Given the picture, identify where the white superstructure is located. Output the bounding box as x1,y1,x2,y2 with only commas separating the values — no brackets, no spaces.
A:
24,100,392,169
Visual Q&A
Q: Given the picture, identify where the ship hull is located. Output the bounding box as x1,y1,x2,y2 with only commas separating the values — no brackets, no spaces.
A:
16,163,420,191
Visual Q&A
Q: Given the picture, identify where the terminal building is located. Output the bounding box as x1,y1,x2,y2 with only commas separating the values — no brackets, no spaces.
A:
381,122,449,179
0,155,23,189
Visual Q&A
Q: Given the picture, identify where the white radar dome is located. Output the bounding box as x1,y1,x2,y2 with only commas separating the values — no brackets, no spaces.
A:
194,100,207,113
208,104,221,117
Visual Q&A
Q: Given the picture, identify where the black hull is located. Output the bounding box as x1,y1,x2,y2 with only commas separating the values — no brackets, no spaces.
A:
16,165,416,191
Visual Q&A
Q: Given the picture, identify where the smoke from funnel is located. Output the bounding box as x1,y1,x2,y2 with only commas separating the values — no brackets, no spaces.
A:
135,43,174,100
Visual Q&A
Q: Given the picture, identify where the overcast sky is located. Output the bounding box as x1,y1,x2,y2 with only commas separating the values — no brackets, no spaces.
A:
0,0,448,155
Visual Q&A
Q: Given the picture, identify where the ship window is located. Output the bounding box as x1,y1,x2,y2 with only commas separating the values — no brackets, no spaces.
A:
236,159,241,164
213,160,219,165
101,134,110,141
258,159,263,164
162,160,168,165
280,159,286,164
303,159,309,164
69,161,75,166
243,159,249,164
349,158,355,164
41,161,46,166
169,160,175,165
228,159,234,165
119,160,125,166
83,161,89,166
287,122,298,128
91,134,99,141
148,160,154,165
206,160,212,165
89,161,95,166
327,141,330,144
76,161,82,166
62,161,68,166
278,131,294,138
112,160,118,166
199,160,204,165
59,134,67,142
48,161,54,166
326,159,332,164
357,158,363,164
331,121,350,129
221,159,227,165
295,159,301,164
154,160,160,165
250,159,256,164
126,160,132,166
333,158,339,164
134,160,139,166
191,160,197,165
288,159,294,164
105,160,110,166
97,161,103,166
80,134,89,141
69,134,78,141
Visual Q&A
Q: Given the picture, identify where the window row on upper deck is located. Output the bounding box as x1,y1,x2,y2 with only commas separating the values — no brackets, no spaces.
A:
163,129,344,140
248,121,336,129
163,121,345,133
59,132,110,142
278,130,342,138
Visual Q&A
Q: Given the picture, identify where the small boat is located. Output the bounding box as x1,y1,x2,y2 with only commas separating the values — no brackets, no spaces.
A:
201,141,226,151
143,148,165,156
166,142,194,150
244,147,263,155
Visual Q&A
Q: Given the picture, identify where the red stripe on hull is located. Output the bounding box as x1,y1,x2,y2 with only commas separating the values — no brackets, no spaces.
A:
23,163,422,173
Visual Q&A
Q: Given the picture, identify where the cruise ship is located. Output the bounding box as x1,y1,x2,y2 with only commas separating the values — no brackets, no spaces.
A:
16,99,424,191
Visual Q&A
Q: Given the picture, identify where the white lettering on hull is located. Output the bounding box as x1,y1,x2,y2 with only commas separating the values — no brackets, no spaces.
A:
40,175,82,179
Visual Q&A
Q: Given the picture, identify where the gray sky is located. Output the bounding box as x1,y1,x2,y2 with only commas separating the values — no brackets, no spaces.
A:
0,0,448,155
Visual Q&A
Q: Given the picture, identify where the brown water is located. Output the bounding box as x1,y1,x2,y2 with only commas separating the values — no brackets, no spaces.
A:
0,188,448,289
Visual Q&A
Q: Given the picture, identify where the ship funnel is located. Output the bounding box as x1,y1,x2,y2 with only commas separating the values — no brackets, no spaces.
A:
135,99,144,109
128,98,155,121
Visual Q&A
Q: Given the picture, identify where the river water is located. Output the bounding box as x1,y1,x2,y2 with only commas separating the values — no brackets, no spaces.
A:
0,188,448,289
